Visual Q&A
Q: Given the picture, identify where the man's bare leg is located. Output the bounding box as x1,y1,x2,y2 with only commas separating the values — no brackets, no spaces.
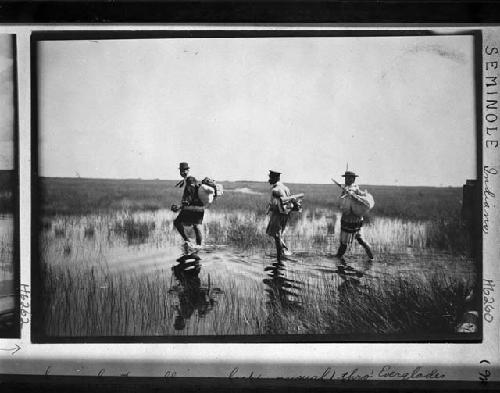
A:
174,220,190,242
275,232,291,258
193,224,203,246
274,235,282,262
355,233,374,260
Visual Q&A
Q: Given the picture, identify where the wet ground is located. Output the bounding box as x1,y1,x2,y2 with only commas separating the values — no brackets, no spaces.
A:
40,213,477,336
38,203,480,336
102,242,475,284
94,243,476,334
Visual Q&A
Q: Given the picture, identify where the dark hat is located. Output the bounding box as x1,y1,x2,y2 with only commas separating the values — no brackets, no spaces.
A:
269,170,281,177
179,162,190,170
342,170,358,178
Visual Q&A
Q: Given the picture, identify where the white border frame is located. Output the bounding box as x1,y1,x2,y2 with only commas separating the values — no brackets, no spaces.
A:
0,24,498,385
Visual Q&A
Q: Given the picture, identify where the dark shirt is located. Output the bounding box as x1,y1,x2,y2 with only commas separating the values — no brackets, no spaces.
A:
181,176,203,207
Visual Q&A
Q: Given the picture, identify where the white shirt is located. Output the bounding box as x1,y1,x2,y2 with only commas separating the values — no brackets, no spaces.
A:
269,181,291,212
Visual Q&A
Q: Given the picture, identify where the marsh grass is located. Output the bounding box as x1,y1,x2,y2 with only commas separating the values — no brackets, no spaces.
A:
39,178,472,254
42,207,469,258
0,216,14,282
40,256,473,336
114,215,156,245
0,191,13,214
39,177,467,220
328,273,472,334
84,226,95,239
0,171,14,214
37,178,476,337
41,263,174,336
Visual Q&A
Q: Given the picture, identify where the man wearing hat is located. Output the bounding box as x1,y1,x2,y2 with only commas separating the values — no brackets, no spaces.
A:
336,170,374,261
171,162,204,250
266,170,292,258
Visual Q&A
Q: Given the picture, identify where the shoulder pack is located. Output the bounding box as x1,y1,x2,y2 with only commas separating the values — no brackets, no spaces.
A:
340,189,375,217
197,177,223,206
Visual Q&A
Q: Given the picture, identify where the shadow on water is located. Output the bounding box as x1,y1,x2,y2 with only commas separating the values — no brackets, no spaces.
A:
335,258,374,279
263,258,305,334
169,253,223,331
325,258,375,302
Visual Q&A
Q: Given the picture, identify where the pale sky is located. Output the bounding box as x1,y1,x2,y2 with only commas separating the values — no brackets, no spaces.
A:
38,34,477,186
0,34,14,170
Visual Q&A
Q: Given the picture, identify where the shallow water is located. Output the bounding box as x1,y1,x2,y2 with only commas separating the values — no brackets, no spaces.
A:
97,241,475,285
40,212,477,337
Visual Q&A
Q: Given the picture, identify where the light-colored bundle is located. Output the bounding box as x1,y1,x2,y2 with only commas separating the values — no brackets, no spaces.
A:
339,190,374,217
197,184,215,206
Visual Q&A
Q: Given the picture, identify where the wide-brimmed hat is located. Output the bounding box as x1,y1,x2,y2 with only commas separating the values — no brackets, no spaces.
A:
179,162,190,170
341,170,358,178
269,170,281,177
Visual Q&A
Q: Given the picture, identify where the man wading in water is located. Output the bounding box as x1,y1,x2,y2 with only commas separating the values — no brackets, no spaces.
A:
171,162,205,252
336,170,374,261
266,170,292,259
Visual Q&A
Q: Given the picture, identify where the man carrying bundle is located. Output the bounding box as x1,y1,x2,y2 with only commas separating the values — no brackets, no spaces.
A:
171,162,205,250
335,170,374,261
266,170,303,259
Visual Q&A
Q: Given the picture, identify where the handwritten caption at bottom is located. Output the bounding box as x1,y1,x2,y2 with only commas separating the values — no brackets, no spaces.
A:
40,365,445,381
228,365,445,381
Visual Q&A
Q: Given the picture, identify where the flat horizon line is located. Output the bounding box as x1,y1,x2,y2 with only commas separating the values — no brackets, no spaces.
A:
38,175,472,188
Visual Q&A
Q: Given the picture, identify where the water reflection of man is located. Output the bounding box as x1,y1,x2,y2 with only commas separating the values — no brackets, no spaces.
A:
171,162,205,252
263,260,303,334
172,254,215,331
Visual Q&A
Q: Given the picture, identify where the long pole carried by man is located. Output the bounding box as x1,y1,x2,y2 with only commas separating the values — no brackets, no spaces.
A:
334,170,375,262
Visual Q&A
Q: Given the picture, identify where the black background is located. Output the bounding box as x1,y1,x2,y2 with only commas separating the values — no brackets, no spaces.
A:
2,0,500,392
0,1,499,24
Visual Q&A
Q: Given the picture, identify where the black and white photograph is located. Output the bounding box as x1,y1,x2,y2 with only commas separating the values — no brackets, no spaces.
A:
0,34,17,338
33,31,481,341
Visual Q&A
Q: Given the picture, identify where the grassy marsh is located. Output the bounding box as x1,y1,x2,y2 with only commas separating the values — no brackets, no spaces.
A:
37,178,477,338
